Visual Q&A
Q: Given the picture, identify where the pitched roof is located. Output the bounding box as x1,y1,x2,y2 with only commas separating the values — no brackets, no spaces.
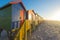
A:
0,2,26,11
27,10,36,15
0,0,22,8
0,4,11,10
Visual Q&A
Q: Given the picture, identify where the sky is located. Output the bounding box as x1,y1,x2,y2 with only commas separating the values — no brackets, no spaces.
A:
0,0,11,8
22,0,60,20
0,0,60,20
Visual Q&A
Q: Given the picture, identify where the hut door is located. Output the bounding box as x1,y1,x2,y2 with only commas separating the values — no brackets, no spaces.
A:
20,10,25,25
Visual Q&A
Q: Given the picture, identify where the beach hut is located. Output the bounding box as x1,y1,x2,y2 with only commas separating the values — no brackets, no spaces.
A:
0,1,26,31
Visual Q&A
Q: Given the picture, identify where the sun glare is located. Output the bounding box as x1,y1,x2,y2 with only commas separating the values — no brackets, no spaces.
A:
44,10,60,21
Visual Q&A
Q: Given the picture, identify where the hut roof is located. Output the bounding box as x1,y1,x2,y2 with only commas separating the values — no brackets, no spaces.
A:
0,2,26,11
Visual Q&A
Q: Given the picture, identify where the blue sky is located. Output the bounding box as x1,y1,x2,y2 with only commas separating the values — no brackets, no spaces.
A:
0,0,12,8
0,0,60,20
22,0,60,20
